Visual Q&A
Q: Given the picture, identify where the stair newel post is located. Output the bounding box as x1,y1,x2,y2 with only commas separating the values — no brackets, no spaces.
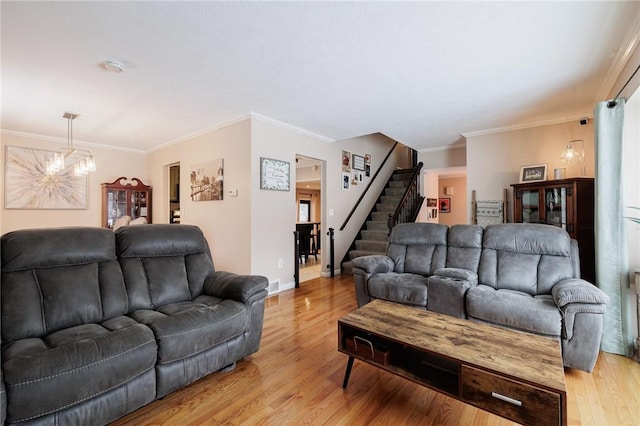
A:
294,230,300,288
327,227,335,277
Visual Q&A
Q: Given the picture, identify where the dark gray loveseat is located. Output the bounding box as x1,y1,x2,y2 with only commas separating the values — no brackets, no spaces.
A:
0,224,268,425
352,222,609,373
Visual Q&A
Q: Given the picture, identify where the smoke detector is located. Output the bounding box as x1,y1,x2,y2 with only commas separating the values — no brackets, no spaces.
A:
102,60,125,73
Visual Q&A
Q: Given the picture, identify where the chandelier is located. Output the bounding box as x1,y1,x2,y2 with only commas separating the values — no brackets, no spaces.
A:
45,112,96,176
559,139,586,176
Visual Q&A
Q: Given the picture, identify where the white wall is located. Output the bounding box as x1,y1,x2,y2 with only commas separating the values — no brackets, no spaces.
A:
145,116,409,292
251,119,408,290
417,146,466,169
146,118,252,274
466,119,595,222
417,171,440,223
1,131,147,233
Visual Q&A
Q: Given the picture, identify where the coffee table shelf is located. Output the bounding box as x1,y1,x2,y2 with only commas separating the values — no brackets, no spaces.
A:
338,300,566,426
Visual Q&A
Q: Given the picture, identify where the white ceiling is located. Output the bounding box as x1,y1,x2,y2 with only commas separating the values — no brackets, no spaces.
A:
2,1,639,153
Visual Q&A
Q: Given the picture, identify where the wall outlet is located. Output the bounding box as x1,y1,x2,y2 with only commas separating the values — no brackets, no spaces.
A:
277,258,283,268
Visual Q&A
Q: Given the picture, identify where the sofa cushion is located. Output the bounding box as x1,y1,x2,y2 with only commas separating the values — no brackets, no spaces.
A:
116,225,215,310
466,285,561,337
446,224,483,271
368,273,429,306
129,298,247,364
1,227,128,342
386,223,447,275
1,320,156,424
478,224,575,295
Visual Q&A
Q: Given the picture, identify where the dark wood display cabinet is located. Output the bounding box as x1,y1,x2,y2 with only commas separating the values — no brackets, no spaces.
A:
511,177,594,283
102,177,152,229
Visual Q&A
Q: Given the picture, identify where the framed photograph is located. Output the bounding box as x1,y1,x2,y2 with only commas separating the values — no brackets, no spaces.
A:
365,154,371,164
352,154,365,171
341,172,350,190
190,158,223,201
519,164,548,183
4,145,87,209
439,197,451,213
426,198,437,207
260,157,290,191
341,150,351,172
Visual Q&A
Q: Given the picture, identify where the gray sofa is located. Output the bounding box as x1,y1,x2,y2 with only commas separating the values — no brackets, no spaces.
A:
0,224,268,425
352,222,609,373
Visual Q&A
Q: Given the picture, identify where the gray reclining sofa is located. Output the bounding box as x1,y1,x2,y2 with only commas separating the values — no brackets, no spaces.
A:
0,224,268,425
352,222,609,373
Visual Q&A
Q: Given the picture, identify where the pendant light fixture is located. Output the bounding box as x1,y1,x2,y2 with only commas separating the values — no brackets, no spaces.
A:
45,112,96,176
559,139,586,176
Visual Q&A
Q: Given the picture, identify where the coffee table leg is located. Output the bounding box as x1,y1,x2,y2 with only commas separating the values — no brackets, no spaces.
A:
342,356,355,389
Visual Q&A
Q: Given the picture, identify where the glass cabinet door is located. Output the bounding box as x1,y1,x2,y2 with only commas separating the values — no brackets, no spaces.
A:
545,187,567,230
520,190,540,223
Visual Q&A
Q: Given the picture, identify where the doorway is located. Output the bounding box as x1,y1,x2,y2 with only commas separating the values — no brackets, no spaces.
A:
169,163,181,224
295,155,322,282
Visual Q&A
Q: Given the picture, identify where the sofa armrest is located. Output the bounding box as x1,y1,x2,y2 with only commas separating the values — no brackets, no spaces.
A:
352,255,394,274
204,271,269,303
552,279,608,342
427,268,478,318
552,279,609,308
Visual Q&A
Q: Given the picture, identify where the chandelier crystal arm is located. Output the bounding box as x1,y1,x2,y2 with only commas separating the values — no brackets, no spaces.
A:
46,112,96,176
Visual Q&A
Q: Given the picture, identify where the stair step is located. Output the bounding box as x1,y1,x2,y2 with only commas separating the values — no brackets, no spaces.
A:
360,230,389,242
341,261,354,275
384,187,406,196
370,212,389,222
376,203,395,212
381,195,401,205
366,220,388,231
389,180,409,189
348,249,386,259
392,172,414,181
355,240,387,252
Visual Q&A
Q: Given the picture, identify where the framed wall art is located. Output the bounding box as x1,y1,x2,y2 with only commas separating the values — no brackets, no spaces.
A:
341,150,351,172
342,172,350,190
519,164,548,183
4,145,87,209
190,158,223,201
352,154,365,171
260,157,290,191
439,197,451,213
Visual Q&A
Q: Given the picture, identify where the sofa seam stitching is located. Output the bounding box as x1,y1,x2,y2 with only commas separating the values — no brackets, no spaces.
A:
9,366,155,423
7,339,155,387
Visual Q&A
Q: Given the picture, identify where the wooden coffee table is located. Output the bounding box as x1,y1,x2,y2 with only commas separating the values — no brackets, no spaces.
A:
338,299,567,426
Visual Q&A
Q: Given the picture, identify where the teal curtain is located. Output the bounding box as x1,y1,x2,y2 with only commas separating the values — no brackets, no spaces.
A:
595,98,633,356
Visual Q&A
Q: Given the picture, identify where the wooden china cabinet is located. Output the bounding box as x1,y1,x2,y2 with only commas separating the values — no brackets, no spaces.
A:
511,177,595,283
101,177,152,228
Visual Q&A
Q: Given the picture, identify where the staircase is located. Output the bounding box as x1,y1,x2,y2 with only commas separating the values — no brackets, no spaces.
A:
341,168,417,274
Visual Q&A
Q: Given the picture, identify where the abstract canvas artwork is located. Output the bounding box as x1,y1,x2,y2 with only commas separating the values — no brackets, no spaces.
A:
4,146,88,209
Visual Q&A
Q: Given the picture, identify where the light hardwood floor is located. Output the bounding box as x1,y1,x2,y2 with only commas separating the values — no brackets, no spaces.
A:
112,274,640,425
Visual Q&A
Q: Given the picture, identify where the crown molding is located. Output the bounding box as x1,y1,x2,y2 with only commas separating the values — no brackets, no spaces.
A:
461,114,593,139
596,16,640,102
1,129,145,153
418,143,466,154
146,115,252,153
146,112,335,153
250,112,335,143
